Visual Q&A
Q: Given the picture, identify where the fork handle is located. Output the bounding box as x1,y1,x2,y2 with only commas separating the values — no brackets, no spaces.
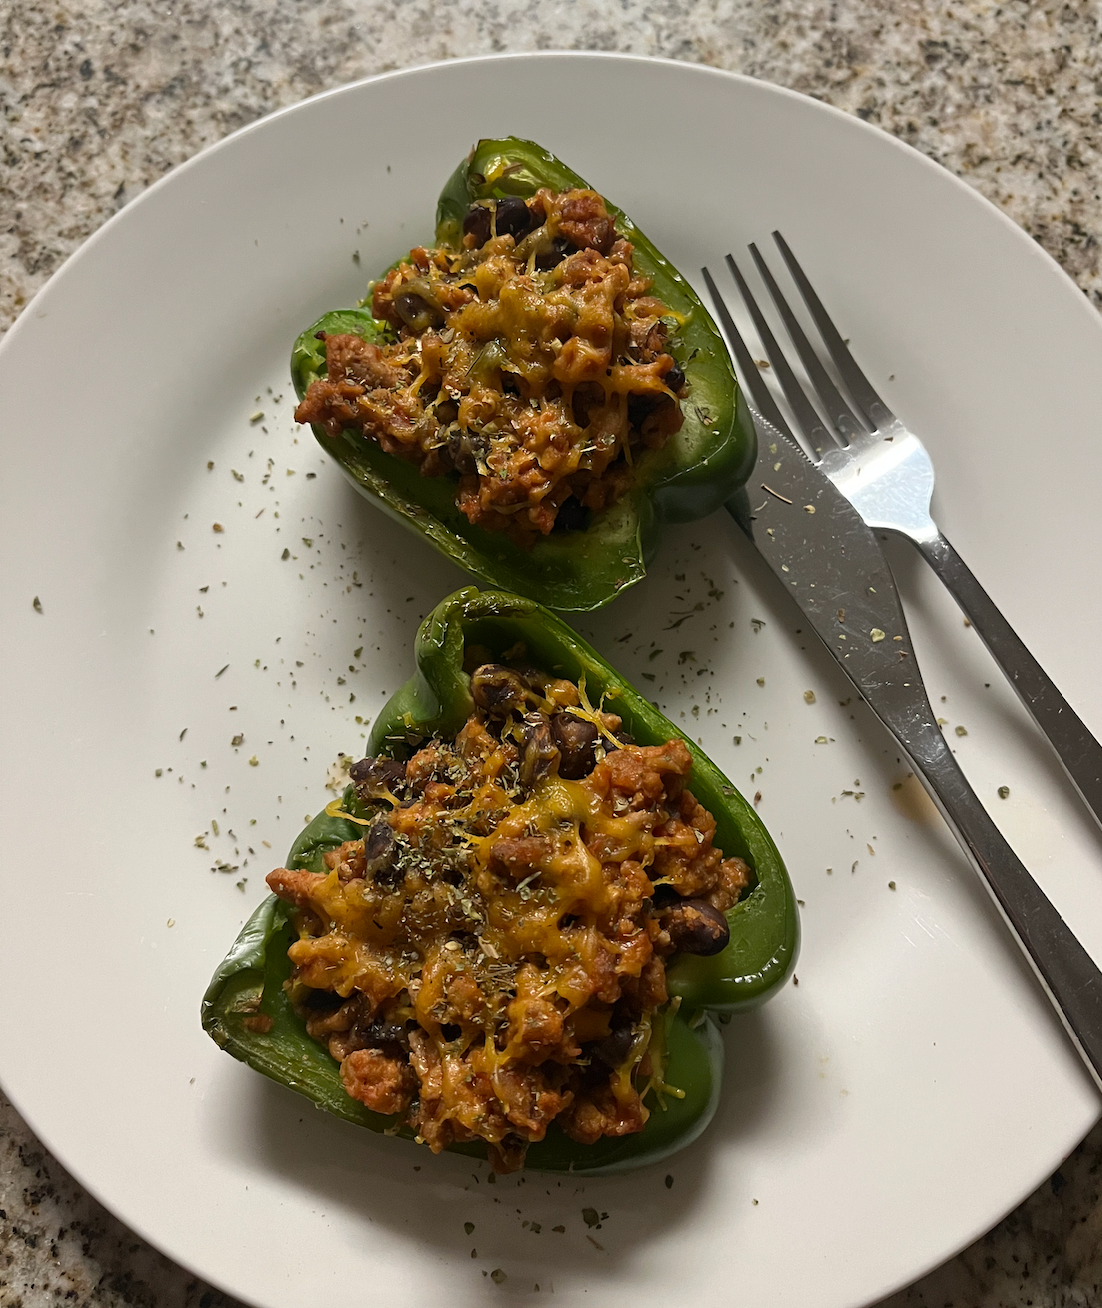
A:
895,715,1102,1092
914,530,1102,830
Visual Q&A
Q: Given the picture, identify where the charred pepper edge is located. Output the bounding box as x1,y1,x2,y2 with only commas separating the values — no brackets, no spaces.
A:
201,587,798,1174
289,136,754,612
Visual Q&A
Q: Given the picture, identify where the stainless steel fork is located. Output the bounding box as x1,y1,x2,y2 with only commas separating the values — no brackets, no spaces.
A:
710,233,1102,832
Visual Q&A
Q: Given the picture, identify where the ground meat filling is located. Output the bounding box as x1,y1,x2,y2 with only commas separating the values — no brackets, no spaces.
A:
293,188,688,547
265,661,751,1171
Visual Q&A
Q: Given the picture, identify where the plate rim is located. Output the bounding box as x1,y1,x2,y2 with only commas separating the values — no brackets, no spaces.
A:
4,50,1101,356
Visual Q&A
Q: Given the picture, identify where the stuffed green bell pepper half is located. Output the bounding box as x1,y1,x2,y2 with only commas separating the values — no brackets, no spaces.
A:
290,137,755,611
203,587,798,1174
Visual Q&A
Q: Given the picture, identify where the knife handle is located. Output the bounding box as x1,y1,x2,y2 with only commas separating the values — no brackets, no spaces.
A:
901,715,1102,1093
912,530,1102,831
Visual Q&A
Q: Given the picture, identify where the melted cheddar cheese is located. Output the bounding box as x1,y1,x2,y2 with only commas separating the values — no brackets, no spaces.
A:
294,187,687,547
266,662,750,1171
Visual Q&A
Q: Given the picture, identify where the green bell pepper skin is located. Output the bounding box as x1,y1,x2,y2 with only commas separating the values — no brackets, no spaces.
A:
202,587,798,1173
290,137,755,612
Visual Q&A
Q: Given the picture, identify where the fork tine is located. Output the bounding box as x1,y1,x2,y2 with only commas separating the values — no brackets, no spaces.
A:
771,231,897,426
748,243,869,444
723,253,833,457
701,266,796,444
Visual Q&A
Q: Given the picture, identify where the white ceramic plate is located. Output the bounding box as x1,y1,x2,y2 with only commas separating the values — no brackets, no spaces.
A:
2,53,1100,1308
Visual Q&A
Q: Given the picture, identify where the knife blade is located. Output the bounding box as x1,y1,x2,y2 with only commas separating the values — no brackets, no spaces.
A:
726,411,925,733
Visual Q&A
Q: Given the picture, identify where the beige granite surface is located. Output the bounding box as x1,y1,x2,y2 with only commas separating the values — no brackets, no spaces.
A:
1,2,1100,1305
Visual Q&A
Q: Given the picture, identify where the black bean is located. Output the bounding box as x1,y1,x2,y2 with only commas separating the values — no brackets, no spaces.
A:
553,496,589,535
303,987,344,1011
471,664,530,714
593,1026,637,1069
627,391,662,429
535,236,571,271
510,663,546,686
363,816,397,875
494,1134,529,1173
660,899,731,956
570,380,605,429
495,195,535,240
462,203,492,246
447,427,488,476
425,442,455,476
550,711,599,779
350,755,407,797
664,362,686,393
519,711,560,787
359,1020,410,1050
394,291,445,332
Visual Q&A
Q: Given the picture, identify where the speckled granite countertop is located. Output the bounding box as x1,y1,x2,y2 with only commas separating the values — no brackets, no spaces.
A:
1,3,1099,1306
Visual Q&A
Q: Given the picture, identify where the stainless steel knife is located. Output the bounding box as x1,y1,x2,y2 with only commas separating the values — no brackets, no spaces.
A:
724,404,1102,1093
